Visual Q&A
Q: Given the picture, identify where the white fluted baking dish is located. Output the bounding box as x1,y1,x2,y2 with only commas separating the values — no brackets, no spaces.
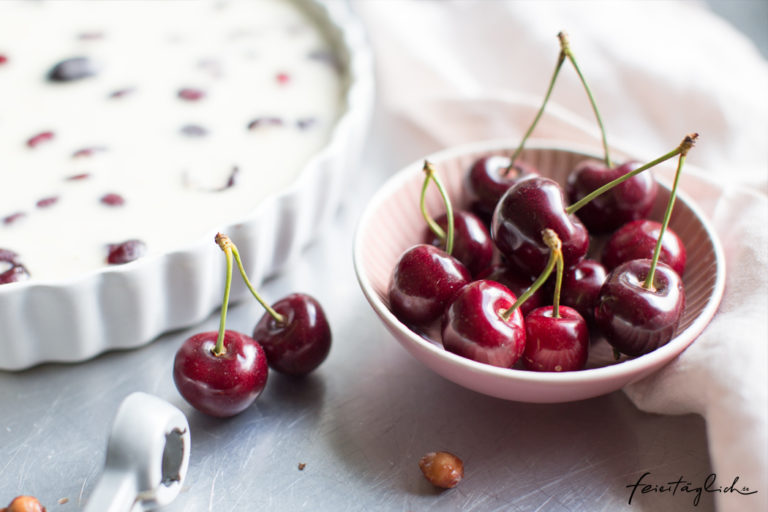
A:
0,0,374,370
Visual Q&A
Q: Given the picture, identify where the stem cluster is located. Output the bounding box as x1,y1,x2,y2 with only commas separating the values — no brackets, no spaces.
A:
507,31,612,174
501,229,564,321
421,160,455,255
211,233,286,357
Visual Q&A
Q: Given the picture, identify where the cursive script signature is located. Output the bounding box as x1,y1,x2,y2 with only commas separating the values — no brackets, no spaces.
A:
626,472,758,506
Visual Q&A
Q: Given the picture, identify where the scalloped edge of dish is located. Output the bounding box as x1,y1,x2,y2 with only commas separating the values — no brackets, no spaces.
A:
0,0,375,370
353,139,726,403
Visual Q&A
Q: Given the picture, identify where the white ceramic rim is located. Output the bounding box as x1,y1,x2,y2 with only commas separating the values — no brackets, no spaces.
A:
353,138,726,389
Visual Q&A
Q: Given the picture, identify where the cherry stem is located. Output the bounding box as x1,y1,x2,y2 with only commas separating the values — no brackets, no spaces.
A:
506,48,566,175
212,235,234,357
552,247,564,319
565,133,699,216
420,160,455,255
216,233,286,325
559,31,612,168
501,229,562,321
643,134,696,289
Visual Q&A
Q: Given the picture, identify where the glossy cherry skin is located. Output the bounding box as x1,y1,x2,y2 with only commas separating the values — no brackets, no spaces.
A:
441,280,526,368
594,259,685,357
602,219,686,276
477,263,543,317
467,155,538,216
559,259,607,324
0,249,30,284
173,330,268,417
252,293,331,376
389,244,471,326
566,160,658,234
492,176,589,278
523,306,588,372
426,211,493,277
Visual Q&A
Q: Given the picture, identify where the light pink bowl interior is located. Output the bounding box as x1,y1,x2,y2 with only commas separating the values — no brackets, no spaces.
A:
354,141,725,402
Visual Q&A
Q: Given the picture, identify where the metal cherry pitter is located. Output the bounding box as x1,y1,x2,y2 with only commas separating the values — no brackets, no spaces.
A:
84,392,191,512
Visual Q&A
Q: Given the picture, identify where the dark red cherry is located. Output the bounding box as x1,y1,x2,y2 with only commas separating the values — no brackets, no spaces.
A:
178,88,205,101
389,244,471,326
100,193,125,206
47,56,98,82
594,259,685,356
602,219,686,276
253,293,331,376
248,117,284,130
173,330,268,417
492,176,589,278
26,131,54,149
467,155,538,215
106,239,146,264
36,196,59,208
3,212,26,225
478,263,543,317
180,124,208,137
72,146,107,158
566,160,658,234
426,211,493,277
523,305,588,372
0,249,30,285
441,280,525,368
559,259,607,324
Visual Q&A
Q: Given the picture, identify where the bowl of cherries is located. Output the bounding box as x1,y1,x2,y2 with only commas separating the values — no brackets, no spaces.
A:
354,33,725,403
353,139,724,403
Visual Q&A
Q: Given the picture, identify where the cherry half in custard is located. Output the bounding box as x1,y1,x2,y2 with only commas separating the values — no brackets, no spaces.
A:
173,234,268,417
0,249,30,285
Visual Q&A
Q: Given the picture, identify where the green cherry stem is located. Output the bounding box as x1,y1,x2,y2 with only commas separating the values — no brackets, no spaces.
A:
566,133,699,216
420,160,455,255
501,229,563,321
506,45,567,175
558,31,612,168
643,135,696,290
216,233,286,325
212,233,235,357
552,241,565,319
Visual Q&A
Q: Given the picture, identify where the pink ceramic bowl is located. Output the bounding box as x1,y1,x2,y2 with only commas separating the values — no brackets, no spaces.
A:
353,140,725,403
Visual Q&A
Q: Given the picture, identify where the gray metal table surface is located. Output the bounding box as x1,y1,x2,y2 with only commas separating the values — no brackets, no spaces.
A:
0,103,716,512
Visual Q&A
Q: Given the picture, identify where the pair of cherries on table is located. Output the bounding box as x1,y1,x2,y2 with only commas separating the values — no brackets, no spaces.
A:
173,233,331,418
390,135,693,373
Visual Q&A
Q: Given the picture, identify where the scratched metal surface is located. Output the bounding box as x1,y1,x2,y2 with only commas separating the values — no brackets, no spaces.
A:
0,105,717,512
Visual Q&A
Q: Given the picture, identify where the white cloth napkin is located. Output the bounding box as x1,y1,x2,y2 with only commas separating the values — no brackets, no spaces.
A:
354,1,768,510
